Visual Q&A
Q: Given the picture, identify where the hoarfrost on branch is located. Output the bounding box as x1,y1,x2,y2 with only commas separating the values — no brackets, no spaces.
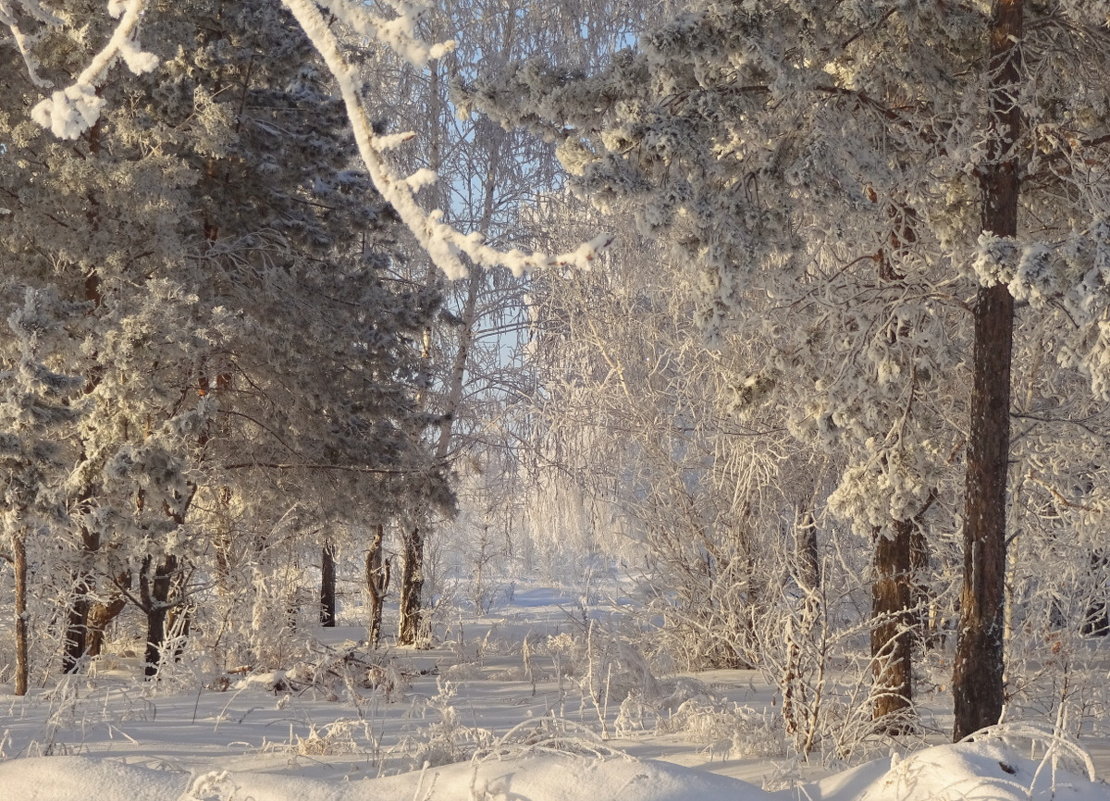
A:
3,0,611,278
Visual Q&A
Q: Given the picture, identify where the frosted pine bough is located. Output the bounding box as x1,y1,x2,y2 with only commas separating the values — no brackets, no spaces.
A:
3,0,611,279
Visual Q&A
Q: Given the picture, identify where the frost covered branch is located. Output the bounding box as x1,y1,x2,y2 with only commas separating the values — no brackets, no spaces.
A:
1,0,60,87
221,460,432,474
29,0,159,139
12,0,613,278
282,0,613,279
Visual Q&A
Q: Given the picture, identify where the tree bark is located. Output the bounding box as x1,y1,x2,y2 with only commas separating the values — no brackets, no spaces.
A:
365,524,390,647
141,555,177,678
86,594,127,658
320,542,337,627
871,519,914,727
953,0,1022,742
62,524,100,674
783,509,820,745
13,529,29,696
397,526,425,646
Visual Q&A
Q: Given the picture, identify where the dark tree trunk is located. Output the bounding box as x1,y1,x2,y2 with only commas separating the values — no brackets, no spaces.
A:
872,493,936,728
63,595,89,674
783,509,821,746
365,524,390,647
320,542,337,627
872,519,914,727
86,594,127,659
62,525,99,673
13,529,29,696
141,555,177,678
953,0,1023,742
1082,550,1109,637
397,526,425,646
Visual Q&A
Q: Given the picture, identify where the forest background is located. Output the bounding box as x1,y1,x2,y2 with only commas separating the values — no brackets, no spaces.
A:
2,0,1110,773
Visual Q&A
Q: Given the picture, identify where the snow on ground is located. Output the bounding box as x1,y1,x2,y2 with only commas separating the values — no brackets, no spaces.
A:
2,583,1109,801
2,738,1108,801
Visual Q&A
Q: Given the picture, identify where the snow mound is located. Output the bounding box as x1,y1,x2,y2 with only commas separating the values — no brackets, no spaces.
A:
0,753,769,801
0,756,188,801
3,739,1108,801
804,739,1109,801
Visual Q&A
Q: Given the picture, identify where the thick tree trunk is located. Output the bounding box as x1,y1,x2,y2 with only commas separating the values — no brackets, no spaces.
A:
13,529,29,696
86,594,127,659
871,519,914,727
953,0,1022,742
397,526,425,646
365,524,390,647
320,542,337,627
872,494,935,727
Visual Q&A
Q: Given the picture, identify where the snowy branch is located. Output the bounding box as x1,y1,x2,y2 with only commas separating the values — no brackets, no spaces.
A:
28,0,159,139
221,461,431,474
281,0,614,279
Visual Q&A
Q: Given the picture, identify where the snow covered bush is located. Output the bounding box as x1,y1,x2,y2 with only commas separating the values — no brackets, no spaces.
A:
659,698,788,759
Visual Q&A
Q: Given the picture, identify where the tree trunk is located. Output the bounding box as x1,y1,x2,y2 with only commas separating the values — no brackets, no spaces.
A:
86,594,127,658
953,0,1022,742
320,542,337,627
365,524,390,647
141,555,177,678
783,509,820,746
13,528,29,696
397,526,425,646
872,519,914,727
62,525,99,673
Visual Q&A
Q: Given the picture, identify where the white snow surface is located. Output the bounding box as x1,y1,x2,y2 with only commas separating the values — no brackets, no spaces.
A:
0,751,761,801
2,740,1108,801
2,585,1109,801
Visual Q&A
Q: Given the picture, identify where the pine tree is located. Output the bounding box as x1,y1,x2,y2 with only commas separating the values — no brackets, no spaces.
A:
2,0,447,676
470,0,1110,738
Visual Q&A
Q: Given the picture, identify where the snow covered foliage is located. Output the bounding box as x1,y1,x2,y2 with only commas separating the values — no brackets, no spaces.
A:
471,0,1110,736
3,0,614,278
0,287,85,694
1,0,446,677
467,0,1110,504
525,202,804,671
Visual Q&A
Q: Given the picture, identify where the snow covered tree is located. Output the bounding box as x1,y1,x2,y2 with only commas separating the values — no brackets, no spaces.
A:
525,201,801,669
0,287,83,695
357,0,647,645
1,0,446,675
469,0,1110,738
